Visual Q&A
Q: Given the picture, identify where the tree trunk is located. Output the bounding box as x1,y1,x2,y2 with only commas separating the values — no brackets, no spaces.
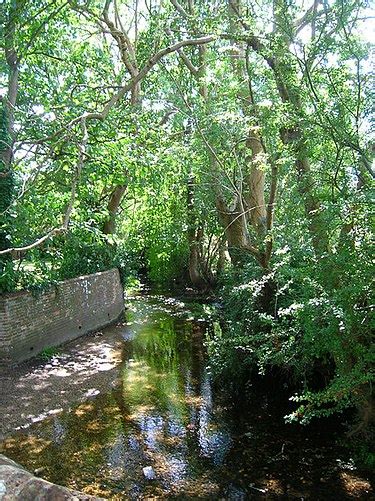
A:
187,174,210,288
1,1,19,288
271,0,328,255
103,184,127,235
229,0,267,239
244,129,267,237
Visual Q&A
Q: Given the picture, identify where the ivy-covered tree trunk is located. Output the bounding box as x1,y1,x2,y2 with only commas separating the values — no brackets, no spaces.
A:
0,0,19,291
0,104,15,253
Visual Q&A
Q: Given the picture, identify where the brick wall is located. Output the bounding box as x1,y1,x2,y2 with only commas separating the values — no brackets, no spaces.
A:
0,268,124,366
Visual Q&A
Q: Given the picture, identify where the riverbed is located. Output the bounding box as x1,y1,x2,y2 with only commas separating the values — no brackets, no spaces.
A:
0,290,373,499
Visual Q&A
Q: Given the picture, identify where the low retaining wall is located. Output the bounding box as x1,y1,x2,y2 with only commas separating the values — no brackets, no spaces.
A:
0,268,124,366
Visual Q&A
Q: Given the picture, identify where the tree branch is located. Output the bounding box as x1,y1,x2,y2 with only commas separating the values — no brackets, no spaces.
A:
295,0,329,35
33,35,216,145
0,118,88,257
170,0,189,18
177,47,199,75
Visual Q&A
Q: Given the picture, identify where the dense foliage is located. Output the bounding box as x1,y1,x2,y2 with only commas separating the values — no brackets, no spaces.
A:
1,0,373,461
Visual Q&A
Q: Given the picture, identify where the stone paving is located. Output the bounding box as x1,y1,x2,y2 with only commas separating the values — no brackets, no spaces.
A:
0,454,103,500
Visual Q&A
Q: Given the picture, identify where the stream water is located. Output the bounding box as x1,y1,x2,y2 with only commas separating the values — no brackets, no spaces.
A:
1,290,373,499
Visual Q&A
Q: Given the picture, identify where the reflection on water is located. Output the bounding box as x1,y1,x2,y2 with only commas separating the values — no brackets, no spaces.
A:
2,294,233,498
1,292,374,499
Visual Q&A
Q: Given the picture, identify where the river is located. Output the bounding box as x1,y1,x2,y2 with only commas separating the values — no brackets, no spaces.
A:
0,289,373,499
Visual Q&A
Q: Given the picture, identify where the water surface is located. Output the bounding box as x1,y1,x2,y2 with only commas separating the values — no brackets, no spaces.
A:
1,291,373,499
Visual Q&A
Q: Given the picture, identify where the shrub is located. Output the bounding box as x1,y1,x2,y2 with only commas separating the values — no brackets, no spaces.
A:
208,240,374,427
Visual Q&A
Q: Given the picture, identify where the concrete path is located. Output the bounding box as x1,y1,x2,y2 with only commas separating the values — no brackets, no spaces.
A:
0,324,127,440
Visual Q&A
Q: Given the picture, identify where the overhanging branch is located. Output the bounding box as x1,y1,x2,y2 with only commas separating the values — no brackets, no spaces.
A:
33,35,216,145
0,118,88,257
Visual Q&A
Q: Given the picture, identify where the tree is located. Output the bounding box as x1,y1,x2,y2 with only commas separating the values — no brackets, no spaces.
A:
0,0,373,440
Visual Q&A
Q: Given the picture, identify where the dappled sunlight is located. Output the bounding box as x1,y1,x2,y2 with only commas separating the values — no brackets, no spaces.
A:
2,0,373,497
1,293,373,499
339,471,373,497
74,403,95,417
1,330,126,434
2,434,52,456
264,477,284,495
